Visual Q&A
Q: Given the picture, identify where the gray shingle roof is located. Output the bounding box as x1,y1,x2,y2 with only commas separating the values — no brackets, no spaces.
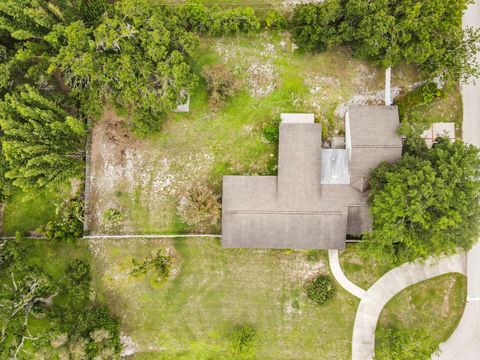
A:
222,106,402,249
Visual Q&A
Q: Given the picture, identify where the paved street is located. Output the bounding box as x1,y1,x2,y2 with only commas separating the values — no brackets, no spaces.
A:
434,1,480,359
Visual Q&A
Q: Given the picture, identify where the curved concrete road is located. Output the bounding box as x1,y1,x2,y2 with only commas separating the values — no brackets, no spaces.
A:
351,254,467,360
432,2,480,358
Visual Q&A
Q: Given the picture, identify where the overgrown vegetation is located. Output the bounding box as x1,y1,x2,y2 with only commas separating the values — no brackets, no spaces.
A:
306,275,337,305
396,82,446,123
0,239,120,359
375,327,440,360
229,324,257,359
45,198,84,242
364,137,480,264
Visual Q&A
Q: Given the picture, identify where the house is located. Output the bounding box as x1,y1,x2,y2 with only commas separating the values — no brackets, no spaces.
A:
222,106,403,249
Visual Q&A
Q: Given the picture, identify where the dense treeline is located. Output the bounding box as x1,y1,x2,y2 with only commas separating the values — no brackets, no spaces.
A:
291,0,480,82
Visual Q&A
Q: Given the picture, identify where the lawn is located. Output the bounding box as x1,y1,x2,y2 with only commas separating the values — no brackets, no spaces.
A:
376,273,467,352
87,31,445,235
90,237,359,359
2,183,73,236
339,244,395,290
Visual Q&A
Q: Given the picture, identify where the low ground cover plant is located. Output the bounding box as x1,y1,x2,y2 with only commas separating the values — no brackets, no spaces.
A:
375,327,440,360
131,250,174,287
307,275,336,305
230,324,257,359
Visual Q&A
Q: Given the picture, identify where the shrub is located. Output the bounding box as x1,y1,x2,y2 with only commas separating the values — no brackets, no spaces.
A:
130,250,174,286
262,118,281,144
62,259,92,305
45,198,84,242
375,327,440,360
209,7,261,35
230,324,256,358
396,82,445,121
263,10,288,31
102,208,124,231
202,64,238,110
307,275,336,305
178,184,221,232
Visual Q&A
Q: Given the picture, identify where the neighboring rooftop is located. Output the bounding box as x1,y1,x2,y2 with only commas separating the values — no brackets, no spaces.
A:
222,106,403,250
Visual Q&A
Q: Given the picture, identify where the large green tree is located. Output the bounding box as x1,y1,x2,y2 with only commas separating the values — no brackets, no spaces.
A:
47,0,198,134
291,0,480,81
0,85,86,190
364,137,480,263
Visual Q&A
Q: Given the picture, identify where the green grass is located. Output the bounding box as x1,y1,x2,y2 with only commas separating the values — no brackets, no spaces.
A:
339,244,395,290
2,185,69,236
91,237,359,359
376,273,467,351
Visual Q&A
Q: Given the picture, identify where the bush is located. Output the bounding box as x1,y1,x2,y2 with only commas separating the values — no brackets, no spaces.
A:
230,324,256,358
130,250,174,286
262,118,281,144
375,327,440,360
307,275,336,305
291,1,343,52
263,10,288,31
102,208,124,231
180,4,261,35
177,183,221,232
202,64,238,110
62,259,92,306
396,82,445,121
45,198,84,242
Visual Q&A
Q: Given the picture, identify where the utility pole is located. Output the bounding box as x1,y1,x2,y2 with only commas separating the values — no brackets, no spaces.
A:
385,66,392,106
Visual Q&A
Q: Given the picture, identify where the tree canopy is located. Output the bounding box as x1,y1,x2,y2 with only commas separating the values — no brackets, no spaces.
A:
363,137,480,264
0,85,86,190
0,239,120,359
47,0,198,134
291,0,480,81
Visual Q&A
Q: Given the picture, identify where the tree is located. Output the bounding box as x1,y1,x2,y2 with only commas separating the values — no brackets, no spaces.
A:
0,85,86,190
291,1,343,52
375,327,440,360
363,137,480,264
291,0,480,82
47,0,198,134
340,0,480,81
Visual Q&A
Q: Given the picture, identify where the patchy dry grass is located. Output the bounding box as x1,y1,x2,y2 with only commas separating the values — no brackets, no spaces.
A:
377,274,467,347
89,237,358,359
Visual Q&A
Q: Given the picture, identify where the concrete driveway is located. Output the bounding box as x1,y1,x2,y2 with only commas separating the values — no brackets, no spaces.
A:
434,1,480,359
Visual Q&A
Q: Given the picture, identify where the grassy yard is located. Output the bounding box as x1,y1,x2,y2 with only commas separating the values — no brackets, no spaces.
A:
376,273,467,352
339,244,395,290
90,237,358,359
2,184,71,236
